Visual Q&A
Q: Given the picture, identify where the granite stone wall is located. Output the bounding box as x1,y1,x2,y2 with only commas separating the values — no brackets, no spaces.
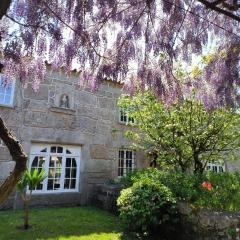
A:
177,202,240,240
0,69,148,209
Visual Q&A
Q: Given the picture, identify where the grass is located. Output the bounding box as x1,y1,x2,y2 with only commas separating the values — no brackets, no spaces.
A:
0,207,134,240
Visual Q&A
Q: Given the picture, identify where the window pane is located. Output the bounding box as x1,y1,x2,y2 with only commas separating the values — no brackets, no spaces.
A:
0,78,13,105
126,151,132,159
119,150,124,159
119,158,124,168
0,86,4,94
71,168,77,178
118,168,123,177
64,179,70,189
65,168,71,178
39,158,45,167
66,158,71,167
49,160,54,167
4,94,11,104
126,159,132,168
66,149,72,154
118,150,125,177
32,157,38,167
72,158,77,168
5,85,12,95
54,179,61,190
57,147,63,153
51,146,56,153
36,184,43,190
55,172,61,178
49,156,62,167
70,179,76,189
47,179,54,190
47,156,62,190
48,168,54,178
0,94,4,103
40,148,47,153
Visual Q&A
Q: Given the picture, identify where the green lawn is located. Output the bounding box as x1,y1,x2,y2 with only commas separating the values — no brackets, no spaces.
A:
0,207,133,240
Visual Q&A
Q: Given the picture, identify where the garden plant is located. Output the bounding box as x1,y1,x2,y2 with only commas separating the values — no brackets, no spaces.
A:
17,168,46,229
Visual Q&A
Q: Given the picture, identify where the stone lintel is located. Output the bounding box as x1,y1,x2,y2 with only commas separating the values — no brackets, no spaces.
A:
50,106,76,115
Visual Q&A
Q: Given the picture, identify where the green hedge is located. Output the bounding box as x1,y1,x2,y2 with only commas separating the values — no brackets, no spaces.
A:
119,168,240,212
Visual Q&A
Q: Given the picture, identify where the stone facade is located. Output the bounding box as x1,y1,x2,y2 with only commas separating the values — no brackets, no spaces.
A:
0,69,148,209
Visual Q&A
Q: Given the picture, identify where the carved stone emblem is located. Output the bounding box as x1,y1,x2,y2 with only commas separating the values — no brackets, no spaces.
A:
60,94,70,108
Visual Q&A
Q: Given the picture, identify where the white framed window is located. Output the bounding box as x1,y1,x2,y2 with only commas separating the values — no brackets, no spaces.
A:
0,75,15,106
206,162,225,173
119,108,135,124
118,149,135,177
29,144,81,193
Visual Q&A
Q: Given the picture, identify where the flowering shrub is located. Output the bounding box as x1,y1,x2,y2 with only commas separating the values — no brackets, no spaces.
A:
117,179,177,235
121,168,240,212
201,181,213,191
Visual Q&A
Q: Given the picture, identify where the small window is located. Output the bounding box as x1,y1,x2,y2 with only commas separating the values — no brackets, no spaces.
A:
206,163,225,173
0,75,15,106
118,149,135,177
119,108,134,124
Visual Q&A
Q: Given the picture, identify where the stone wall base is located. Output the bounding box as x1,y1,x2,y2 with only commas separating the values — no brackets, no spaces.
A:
177,202,240,240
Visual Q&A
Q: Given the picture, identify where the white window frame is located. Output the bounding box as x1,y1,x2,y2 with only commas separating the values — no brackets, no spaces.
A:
0,75,15,107
206,162,225,173
119,107,135,124
29,144,81,194
118,149,135,177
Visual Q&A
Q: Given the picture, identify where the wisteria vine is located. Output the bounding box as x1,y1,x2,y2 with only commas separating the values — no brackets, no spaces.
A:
0,0,240,108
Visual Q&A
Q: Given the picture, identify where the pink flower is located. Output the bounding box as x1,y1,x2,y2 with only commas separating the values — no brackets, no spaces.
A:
202,181,212,191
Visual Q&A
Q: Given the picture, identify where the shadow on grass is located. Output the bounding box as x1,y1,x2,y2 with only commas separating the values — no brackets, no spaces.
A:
0,206,137,240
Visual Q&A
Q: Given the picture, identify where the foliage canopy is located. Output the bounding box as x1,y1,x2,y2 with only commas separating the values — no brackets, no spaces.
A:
118,92,240,173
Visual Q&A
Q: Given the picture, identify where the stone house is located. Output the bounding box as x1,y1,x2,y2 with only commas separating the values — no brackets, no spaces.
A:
0,69,148,209
0,68,239,209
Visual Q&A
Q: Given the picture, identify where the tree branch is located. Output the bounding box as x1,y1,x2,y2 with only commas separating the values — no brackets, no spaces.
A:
197,0,240,22
0,117,27,203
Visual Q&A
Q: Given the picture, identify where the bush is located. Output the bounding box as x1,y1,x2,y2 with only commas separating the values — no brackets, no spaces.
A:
117,178,177,235
124,168,240,212
195,172,240,211
122,168,202,202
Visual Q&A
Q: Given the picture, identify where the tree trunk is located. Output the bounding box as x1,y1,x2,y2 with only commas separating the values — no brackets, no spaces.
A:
0,117,27,203
24,199,29,229
193,153,204,174
0,0,12,20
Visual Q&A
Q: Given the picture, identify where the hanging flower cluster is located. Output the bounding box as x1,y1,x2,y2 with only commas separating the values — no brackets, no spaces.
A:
0,0,239,106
